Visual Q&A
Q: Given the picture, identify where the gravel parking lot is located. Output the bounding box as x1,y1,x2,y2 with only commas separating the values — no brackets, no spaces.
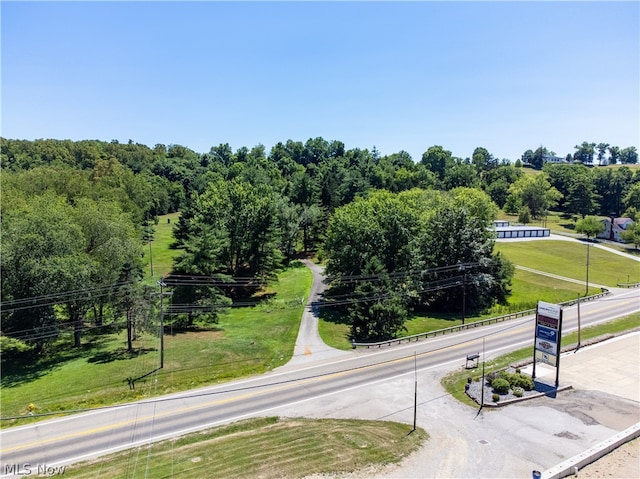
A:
285,333,640,478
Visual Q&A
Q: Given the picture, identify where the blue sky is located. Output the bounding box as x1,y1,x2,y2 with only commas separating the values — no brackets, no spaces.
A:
2,1,638,162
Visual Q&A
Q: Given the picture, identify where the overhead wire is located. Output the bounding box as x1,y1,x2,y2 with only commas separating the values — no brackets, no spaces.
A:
2,265,481,342
0,313,536,422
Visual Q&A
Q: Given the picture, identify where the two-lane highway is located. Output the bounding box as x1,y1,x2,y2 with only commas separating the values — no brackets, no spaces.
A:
1,287,638,475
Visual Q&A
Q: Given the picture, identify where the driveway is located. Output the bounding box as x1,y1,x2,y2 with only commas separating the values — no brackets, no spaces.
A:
281,260,351,368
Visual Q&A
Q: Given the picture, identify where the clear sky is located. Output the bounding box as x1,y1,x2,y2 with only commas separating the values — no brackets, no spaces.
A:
2,1,639,162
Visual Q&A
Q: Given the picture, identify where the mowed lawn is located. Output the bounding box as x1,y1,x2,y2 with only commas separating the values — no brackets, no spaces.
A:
0,264,312,424
142,212,182,283
320,239,640,349
58,417,427,479
495,240,640,287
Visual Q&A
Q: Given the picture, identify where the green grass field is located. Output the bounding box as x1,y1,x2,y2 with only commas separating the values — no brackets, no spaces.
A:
58,417,427,479
4,215,638,425
0,263,312,424
319,239,639,349
142,212,182,284
495,240,640,286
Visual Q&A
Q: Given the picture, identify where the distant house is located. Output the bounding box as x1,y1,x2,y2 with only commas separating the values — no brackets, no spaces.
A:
597,217,634,242
543,154,567,165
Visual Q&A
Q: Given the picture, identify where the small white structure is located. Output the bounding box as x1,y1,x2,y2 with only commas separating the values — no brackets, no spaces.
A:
597,217,634,242
543,154,567,164
493,221,550,239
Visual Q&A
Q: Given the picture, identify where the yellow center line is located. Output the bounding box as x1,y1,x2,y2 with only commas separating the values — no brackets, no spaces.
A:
0,354,417,454
3,292,636,454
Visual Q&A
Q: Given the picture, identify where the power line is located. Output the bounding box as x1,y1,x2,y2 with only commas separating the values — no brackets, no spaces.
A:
0,314,535,422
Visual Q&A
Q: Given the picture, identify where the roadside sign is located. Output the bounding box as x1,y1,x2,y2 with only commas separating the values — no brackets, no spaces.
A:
533,301,563,387
535,350,558,367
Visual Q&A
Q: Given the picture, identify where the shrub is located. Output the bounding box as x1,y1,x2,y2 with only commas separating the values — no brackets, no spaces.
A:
510,373,535,391
513,387,524,398
492,393,500,402
486,371,499,385
500,372,535,391
491,378,510,394
0,336,34,363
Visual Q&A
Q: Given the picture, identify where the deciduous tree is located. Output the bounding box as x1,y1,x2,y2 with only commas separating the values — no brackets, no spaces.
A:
575,216,605,240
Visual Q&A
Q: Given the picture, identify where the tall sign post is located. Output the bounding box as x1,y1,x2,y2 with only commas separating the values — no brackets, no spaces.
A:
532,301,563,388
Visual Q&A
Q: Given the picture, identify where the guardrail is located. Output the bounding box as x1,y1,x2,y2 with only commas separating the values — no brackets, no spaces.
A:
351,288,610,349
617,282,640,288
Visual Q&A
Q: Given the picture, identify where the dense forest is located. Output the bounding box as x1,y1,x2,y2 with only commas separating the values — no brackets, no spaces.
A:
1,138,639,352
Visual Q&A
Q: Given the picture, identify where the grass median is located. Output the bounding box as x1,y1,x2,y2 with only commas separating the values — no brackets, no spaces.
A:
56,417,428,479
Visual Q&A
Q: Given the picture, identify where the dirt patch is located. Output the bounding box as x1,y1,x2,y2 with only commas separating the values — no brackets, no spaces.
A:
567,437,640,478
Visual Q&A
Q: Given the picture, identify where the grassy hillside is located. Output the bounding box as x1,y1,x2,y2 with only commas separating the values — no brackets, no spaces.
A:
142,212,182,284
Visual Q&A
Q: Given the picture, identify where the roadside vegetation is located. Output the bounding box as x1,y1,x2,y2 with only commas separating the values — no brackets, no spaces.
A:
58,417,427,479
319,240,636,350
441,312,640,407
0,263,311,425
2,138,639,427
4,224,636,420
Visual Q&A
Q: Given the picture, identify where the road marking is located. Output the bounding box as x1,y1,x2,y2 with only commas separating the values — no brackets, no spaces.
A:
0,351,439,454
2,290,637,456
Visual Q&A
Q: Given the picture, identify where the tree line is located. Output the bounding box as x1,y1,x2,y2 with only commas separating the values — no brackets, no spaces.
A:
521,143,638,169
1,137,639,356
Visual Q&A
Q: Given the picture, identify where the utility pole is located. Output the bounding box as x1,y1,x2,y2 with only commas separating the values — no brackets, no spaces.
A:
459,263,467,325
157,280,167,369
585,242,590,296
412,352,418,432
149,234,154,278
462,269,467,325
479,337,485,412
576,294,582,351
146,215,154,278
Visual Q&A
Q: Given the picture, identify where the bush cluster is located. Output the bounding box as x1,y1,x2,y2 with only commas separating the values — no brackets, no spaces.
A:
500,372,535,391
489,370,536,396
491,378,510,394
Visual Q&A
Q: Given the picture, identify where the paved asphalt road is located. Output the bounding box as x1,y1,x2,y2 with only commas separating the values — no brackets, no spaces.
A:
1,285,638,478
1,236,639,478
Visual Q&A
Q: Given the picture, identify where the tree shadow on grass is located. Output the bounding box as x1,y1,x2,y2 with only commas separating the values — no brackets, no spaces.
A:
166,325,224,336
318,306,351,325
2,334,133,388
559,222,576,231
1,341,102,388
87,346,157,364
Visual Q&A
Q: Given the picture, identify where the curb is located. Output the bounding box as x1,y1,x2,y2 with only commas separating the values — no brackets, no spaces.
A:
479,385,573,408
541,422,640,479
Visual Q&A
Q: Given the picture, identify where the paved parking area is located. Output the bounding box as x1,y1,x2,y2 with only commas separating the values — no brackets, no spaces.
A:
279,331,640,478
524,332,640,403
